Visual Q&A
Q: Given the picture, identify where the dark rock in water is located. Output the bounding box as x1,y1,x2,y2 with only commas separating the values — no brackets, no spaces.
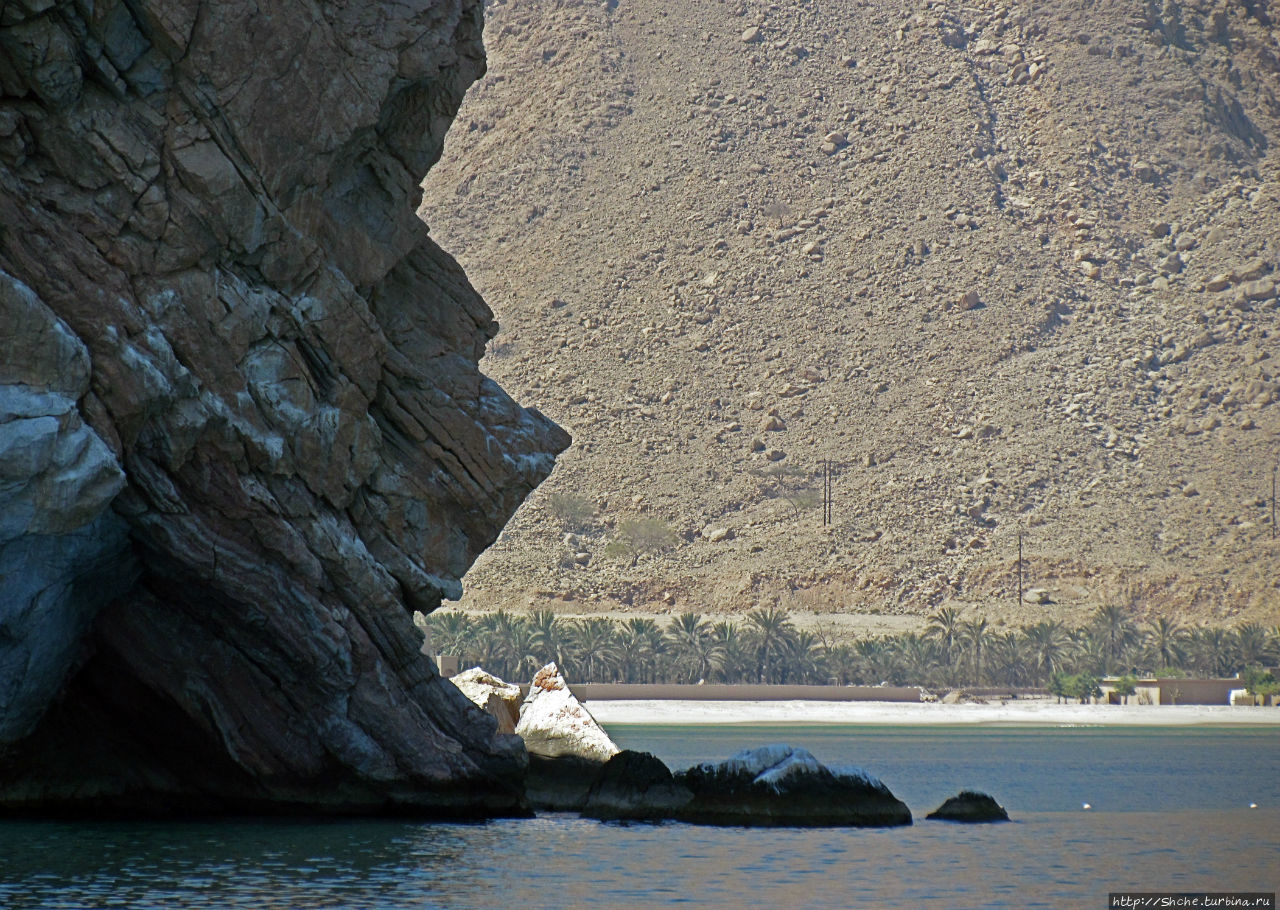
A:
517,662,620,811
582,750,693,821
927,790,1010,823
526,754,609,812
0,0,568,816
674,744,912,827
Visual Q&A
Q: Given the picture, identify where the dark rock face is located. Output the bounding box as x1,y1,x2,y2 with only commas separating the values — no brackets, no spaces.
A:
926,790,1010,823
582,750,693,822
525,754,609,813
0,0,567,815
674,745,912,828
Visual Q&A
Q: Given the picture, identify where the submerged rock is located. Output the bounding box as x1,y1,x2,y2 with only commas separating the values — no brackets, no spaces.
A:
516,662,619,810
0,0,568,816
451,668,522,734
674,744,911,827
582,750,693,821
927,790,1010,822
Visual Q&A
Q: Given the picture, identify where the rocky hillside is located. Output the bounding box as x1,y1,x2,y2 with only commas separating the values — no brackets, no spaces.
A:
0,0,565,813
423,0,1280,635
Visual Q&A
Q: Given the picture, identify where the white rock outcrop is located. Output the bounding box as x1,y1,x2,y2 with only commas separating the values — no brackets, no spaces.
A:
515,662,619,762
450,667,523,734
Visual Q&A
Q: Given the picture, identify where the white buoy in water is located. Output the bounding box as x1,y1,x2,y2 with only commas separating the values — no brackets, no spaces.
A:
1249,803,1258,809
1082,803,1092,810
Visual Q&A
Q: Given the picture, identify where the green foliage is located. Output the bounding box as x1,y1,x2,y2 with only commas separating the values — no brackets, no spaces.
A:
546,492,596,531
606,517,678,566
1114,674,1138,704
423,609,1280,691
1240,665,1278,698
752,463,820,520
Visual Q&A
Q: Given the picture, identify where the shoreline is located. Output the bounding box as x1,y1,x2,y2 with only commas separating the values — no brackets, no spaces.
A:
588,699,1280,727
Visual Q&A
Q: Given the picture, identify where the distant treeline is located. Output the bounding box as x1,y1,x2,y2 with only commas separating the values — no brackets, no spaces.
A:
424,606,1280,691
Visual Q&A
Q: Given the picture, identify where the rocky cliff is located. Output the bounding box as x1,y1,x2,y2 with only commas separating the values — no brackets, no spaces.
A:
0,0,568,814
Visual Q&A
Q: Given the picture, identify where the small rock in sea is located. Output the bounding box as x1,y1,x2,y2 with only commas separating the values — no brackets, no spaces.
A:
927,790,1010,823
674,744,912,827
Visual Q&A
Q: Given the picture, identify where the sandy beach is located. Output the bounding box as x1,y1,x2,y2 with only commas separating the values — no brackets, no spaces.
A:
589,699,1280,727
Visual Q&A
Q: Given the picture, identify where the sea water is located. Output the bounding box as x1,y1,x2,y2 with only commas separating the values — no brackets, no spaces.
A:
0,725,1276,909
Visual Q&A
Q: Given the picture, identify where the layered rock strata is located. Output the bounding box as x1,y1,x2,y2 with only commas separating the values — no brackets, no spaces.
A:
0,0,568,814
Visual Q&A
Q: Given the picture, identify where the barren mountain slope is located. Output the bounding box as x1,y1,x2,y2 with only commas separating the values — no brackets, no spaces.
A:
422,0,1280,634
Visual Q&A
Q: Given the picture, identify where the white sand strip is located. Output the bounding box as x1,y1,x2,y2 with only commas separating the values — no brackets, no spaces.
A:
588,699,1280,727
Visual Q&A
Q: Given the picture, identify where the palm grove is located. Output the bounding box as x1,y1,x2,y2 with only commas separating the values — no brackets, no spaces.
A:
424,606,1280,696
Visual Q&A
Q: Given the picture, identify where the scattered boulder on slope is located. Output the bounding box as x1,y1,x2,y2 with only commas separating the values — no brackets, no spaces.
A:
515,662,620,810
451,668,522,734
927,790,1010,823
674,744,912,827
582,750,693,821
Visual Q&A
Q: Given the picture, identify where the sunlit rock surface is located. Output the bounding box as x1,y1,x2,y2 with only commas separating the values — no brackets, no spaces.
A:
0,0,567,815
451,668,522,734
515,663,620,763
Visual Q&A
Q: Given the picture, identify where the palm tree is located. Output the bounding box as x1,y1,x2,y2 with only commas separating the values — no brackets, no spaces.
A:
1143,616,1186,672
712,621,753,683
428,611,474,661
778,630,826,683
616,617,661,683
1092,604,1138,674
666,613,724,683
1235,623,1271,668
987,631,1032,686
469,613,504,676
857,637,905,685
747,606,797,683
496,615,540,683
826,643,860,685
528,609,568,669
1022,620,1069,683
959,616,990,685
926,606,964,668
1190,627,1237,678
569,618,620,682
894,633,942,688
1067,625,1108,678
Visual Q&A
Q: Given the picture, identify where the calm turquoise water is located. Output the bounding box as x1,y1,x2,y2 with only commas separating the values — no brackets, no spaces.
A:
1,725,1276,909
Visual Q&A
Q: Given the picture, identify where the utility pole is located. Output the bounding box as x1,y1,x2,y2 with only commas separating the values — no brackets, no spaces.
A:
1272,465,1277,541
1016,530,1023,606
821,459,834,526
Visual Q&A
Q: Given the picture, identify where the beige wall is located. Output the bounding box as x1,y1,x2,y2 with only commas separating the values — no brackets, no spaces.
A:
565,683,924,703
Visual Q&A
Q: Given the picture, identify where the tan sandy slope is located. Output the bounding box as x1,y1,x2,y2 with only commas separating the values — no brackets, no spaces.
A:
421,0,1280,636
